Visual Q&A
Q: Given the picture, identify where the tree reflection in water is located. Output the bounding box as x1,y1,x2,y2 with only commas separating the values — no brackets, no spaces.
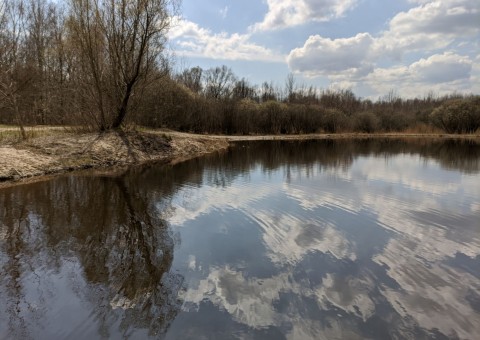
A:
79,176,182,335
0,174,182,338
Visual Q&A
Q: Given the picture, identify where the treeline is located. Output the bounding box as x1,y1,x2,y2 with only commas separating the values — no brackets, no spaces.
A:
138,66,480,134
1,0,479,135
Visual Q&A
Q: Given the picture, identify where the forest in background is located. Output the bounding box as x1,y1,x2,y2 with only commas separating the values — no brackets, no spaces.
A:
1,0,479,137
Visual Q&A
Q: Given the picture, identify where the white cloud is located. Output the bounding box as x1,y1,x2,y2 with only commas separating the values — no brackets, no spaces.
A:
375,0,480,57
287,0,479,76
251,0,357,31
410,52,472,83
169,17,285,62
364,52,473,97
324,52,475,98
287,33,374,77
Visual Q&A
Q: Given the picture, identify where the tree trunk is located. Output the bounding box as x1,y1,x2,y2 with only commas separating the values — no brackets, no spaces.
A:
13,96,27,140
112,83,134,129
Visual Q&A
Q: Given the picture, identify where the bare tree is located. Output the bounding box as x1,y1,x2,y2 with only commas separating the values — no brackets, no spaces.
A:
24,0,67,124
260,81,277,102
177,66,203,94
285,72,295,103
0,0,30,138
203,65,236,100
68,0,178,130
232,78,256,101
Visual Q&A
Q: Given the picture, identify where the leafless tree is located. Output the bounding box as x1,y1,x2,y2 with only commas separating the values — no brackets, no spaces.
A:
203,65,236,100
177,66,203,94
0,0,30,138
259,81,278,103
232,78,256,101
0,0,71,132
285,72,295,103
68,0,178,130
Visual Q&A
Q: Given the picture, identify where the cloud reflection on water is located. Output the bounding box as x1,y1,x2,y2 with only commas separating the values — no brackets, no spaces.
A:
167,140,480,339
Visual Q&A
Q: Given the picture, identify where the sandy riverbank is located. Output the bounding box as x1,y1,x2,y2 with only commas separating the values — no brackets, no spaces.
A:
0,128,228,188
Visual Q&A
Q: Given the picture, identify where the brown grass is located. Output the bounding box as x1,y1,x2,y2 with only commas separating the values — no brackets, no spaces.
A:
0,128,228,187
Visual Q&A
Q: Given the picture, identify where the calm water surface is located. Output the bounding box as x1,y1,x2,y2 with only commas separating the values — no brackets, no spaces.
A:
1,139,479,339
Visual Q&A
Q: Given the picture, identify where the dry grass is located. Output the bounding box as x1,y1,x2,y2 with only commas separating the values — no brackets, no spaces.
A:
403,123,444,134
0,125,68,144
0,128,228,186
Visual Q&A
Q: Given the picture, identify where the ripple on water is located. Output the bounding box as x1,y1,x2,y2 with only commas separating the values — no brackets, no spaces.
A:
1,139,480,339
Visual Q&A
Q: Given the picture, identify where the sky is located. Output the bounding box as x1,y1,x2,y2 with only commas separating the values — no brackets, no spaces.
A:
168,0,480,99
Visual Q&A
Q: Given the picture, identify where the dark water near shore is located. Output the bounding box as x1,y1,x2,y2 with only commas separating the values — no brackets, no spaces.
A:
1,139,480,339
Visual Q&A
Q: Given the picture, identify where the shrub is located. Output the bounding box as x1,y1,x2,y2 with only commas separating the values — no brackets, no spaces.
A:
353,111,380,133
376,110,412,132
322,109,349,133
234,99,259,134
430,97,480,133
259,101,287,134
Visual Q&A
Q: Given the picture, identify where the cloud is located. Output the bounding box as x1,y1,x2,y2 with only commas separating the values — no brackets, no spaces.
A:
251,0,357,31
287,0,479,76
369,52,472,85
375,0,480,57
169,17,285,62
287,33,374,77
364,52,473,97
324,52,474,98
410,52,472,83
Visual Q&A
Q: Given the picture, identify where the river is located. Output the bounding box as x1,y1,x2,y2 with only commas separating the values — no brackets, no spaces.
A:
1,139,479,339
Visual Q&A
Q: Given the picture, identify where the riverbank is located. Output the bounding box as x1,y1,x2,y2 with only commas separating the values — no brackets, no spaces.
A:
0,126,478,188
0,129,228,188
164,130,480,141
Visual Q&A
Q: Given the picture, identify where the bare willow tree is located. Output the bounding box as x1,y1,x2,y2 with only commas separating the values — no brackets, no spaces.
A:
68,0,178,130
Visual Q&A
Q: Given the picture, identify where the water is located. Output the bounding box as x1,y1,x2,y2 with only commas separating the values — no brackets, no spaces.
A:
1,139,479,340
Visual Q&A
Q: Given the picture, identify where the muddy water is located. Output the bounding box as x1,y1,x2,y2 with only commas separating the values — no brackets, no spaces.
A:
1,139,479,339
